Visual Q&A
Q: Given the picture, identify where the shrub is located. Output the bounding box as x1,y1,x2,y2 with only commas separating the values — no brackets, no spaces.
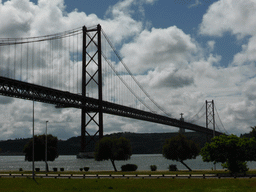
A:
60,168,64,171
169,164,177,171
121,164,138,171
222,161,248,174
79,168,83,171
150,165,157,171
35,168,40,172
53,168,58,172
84,167,89,171
19,168,23,172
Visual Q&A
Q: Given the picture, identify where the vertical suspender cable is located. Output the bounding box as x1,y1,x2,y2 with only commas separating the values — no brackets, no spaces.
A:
14,39,16,79
20,41,23,81
63,35,66,91
32,40,34,84
73,32,75,93
69,35,71,92
0,44,1,77
27,41,30,83
51,38,53,88
77,32,79,94
8,39,10,78
57,37,59,90
38,41,41,85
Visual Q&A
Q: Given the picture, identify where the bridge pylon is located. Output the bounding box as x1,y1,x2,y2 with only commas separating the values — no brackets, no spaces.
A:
206,100,215,137
78,24,103,158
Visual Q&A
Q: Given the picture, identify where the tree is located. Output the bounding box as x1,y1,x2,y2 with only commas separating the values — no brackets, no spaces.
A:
250,126,256,138
94,137,132,172
200,134,256,173
162,134,200,171
23,134,58,161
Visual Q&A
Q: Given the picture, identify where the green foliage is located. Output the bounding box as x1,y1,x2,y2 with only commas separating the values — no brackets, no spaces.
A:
150,165,157,171
201,134,256,173
163,134,200,161
121,164,138,171
84,167,89,171
94,137,132,171
221,161,248,173
162,134,200,171
169,164,177,171
250,126,256,138
23,134,58,161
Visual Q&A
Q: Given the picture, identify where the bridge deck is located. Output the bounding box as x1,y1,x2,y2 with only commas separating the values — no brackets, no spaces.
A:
0,76,222,136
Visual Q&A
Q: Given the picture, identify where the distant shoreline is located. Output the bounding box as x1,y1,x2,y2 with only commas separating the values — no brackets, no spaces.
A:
0,153,25,156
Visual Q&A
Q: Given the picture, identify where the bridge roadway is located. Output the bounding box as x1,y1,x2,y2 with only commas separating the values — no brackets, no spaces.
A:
0,76,222,136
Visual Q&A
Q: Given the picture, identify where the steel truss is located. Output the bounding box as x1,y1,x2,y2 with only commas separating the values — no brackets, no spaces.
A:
0,76,222,136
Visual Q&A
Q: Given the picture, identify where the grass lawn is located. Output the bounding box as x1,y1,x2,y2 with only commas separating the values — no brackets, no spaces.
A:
1,177,256,192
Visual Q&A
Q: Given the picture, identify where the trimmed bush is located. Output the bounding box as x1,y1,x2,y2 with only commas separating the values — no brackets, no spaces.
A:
79,168,83,171
53,168,58,172
150,165,157,171
60,168,64,171
169,164,177,171
84,167,89,171
35,168,40,172
121,164,138,171
19,168,23,172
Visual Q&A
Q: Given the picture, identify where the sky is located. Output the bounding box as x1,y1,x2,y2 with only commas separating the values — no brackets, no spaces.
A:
0,0,256,140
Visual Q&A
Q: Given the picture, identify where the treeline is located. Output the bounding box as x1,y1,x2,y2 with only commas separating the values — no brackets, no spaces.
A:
0,132,212,155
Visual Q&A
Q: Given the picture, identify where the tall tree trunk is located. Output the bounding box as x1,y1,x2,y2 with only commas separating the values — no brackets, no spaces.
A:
111,159,117,172
180,160,192,171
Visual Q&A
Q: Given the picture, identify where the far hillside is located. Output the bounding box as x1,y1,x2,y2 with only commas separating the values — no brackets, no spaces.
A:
0,132,212,155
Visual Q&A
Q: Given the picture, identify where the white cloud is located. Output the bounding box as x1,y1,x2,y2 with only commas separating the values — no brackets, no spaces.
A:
200,0,256,37
207,40,215,51
199,0,256,87
120,26,197,74
140,67,194,89
0,0,35,37
198,0,256,134
0,0,147,44
233,36,256,65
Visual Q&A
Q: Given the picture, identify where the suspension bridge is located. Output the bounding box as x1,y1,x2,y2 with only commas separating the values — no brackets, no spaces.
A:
0,24,225,155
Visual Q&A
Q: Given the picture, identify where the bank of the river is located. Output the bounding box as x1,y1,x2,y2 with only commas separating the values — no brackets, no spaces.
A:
1,154,256,172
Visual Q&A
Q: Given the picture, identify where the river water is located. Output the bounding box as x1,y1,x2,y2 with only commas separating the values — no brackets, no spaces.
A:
1,154,256,171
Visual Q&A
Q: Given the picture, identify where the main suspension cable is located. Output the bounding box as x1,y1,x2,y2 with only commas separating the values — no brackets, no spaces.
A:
101,29,171,117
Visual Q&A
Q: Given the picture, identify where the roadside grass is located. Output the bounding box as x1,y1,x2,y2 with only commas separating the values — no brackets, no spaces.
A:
1,177,256,192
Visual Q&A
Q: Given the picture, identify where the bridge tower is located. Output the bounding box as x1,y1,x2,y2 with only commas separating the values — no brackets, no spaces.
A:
179,113,185,134
206,100,215,137
78,25,103,158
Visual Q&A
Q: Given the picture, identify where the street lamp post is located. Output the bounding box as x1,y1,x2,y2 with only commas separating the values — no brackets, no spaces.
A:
32,100,35,179
45,121,49,172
